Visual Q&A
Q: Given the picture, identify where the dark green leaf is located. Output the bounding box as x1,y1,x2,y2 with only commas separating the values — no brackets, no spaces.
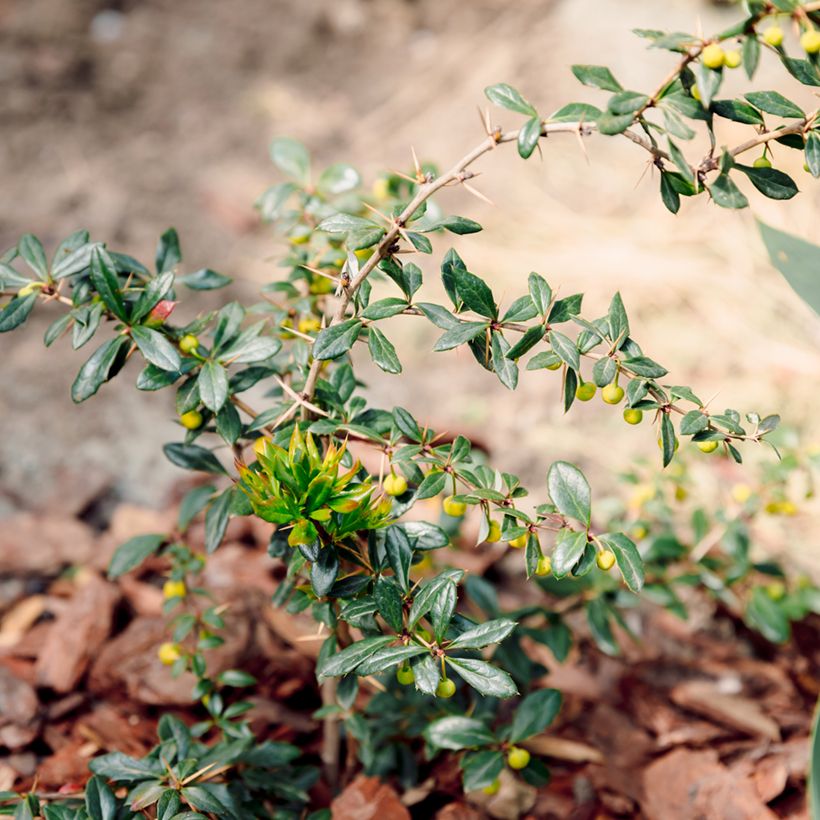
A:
447,657,518,698
163,442,228,475
571,65,622,92
198,361,229,412
131,326,181,372
518,117,542,159
449,618,516,649
547,461,590,525
509,688,562,742
316,635,394,678
491,332,518,390
551,529,587,577
108,534,164,578
0,292,37,332
90,246,127,320
736,164,798,200
461,750,504,792
483,83,537,116
746,587,790,643
313,319,362,360
178,268,232,290
368,326,402,374
18,234,48,279
599,532,645,592
205,488,233,553
424,716,496,750
71,336,130,402
744,91,805,118
433,321,488,352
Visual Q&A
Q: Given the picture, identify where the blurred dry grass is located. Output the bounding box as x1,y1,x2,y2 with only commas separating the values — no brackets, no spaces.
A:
0,0,818,573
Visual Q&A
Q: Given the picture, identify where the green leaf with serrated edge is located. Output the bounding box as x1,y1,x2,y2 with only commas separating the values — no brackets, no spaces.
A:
163,442,227,475
758,220,820,316
108,534,164,578
456,270,497,318
368,326,402,374
205,488,233,553
449,618,516,649
313,319,362,360
0,292,37,332
509,688,562,742
571,65,622,92
660,413,676,467
492,332,518,390
408,570,464,629
660,172,681,214
413,653,440,694
425,716,496,750
736,165,798,200
270,137,310,183
385,526,412,591
518,116,542,159
551,529,587,577
89,752,164,782
597,111,635,135
90,246,127,320
311,547,339,597
71,335,130,402
393,406,421,440
317,635,394,678
18,234,48,279
528,272,551,315
599,532,645,592
622,355,668,377
447,657,518,698
461,750,504,792
506,326,545,360
680,410,708,434
131,326,181,372
483,83,537,116
362,297,409,320
608,90,648,115
356,644,427,676
197,360,229,412
547,461,591,525
711,99,764,125
85,775,118,820
744,90,805,118
374,577,403,631
586,598,620,656
155,228,181,274
548,330,580,371
805,131,820,178
548,102,602,122
433,321,488,352
178,267,232,290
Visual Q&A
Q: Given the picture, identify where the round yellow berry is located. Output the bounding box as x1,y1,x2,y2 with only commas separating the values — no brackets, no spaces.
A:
180,410,203,430
298,316,322,335
753,156,772,169
766,581,786,601
162,579,187,599
731,484,752,504
396,664,415,685
485,520,502,543
384,473,408,497
674,485,688,502
443,495,466,517
508,534,528,549
436,678,456,698
701,43,725,69
372,177,390,200
507,747,531,770
724,49,742,69
535,555,552,577
575,382,596,401
779,500,797,516
158,642,182,666
800,29,820,54
631,525,648,540
623,408,643,425
602,383,624,405
179,334,199,354
697,440,719,454
597,550,616,571
763,26,784,48
482,779,501,796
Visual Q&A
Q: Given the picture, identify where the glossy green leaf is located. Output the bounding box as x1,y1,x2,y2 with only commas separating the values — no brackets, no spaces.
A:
509,688,562,742
198,361,229,412
599,532,645,592
447,657,518,698
131,326,181,372
547,461,591,525
108,534,164,578
368,326,402,374
71,335,130,402
424,716,496,750
484,83,537,116
0,292,37,332
313,319,362,360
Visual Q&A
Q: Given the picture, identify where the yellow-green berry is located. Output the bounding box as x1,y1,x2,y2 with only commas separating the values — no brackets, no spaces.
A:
507,747,531,770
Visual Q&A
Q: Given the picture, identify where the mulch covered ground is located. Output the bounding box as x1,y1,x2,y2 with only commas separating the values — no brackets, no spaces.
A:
0,473,817,819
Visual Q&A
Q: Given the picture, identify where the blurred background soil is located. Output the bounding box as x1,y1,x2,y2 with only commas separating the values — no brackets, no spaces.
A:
1,0,819,575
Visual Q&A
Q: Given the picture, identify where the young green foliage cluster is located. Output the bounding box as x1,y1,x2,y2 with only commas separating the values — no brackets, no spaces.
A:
1,1,819,813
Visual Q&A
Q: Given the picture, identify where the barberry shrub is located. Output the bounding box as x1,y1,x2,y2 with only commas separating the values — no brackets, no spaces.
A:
2,1,820,816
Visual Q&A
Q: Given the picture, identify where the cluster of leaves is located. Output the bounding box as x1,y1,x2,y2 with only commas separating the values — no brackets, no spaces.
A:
482,0,820,213
1,2,819,813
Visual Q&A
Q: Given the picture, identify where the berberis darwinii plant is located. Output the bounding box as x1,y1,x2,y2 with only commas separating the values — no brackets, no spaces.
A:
1,1,820,816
